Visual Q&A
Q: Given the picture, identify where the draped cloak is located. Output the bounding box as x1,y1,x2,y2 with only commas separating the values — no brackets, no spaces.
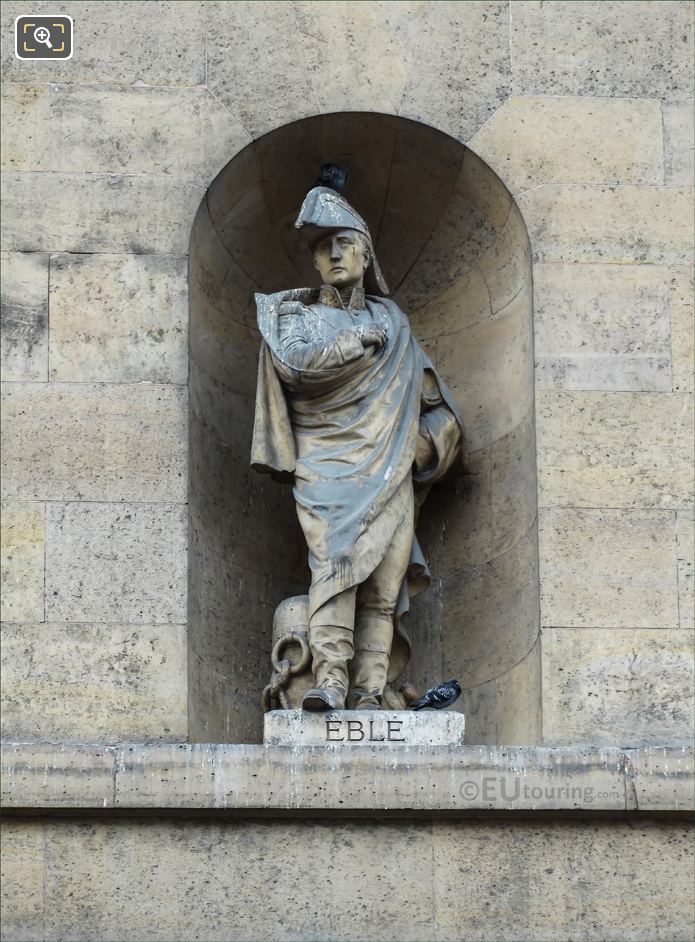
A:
251,287,464,683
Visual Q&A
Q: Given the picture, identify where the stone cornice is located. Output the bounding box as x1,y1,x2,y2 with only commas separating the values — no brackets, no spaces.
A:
2,742,692,816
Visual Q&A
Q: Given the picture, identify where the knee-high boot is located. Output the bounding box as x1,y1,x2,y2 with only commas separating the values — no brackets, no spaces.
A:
347,614,393,709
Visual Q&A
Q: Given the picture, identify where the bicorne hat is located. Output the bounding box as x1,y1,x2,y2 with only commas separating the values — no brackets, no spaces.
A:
294,166,389,295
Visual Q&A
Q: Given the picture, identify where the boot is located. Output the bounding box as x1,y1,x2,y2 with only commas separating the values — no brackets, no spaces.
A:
347,614,393,710
304,622,352,711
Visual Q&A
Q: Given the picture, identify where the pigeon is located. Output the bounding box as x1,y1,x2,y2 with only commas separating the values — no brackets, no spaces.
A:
314,163,347,193
408,679,462,711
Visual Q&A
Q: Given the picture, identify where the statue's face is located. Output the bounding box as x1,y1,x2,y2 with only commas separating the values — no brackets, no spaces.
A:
312,229,369,289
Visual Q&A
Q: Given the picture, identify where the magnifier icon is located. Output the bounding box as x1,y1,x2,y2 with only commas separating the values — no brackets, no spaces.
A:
34,26,53,49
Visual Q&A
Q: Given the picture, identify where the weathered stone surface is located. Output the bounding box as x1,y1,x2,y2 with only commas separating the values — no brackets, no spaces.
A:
536,391,694,510
1,84,249,184
677,510,694,630
45,503,187,624
20,816,438,942
295,1,426,115
0,820,44,942
1,815,692,942
517,185,694,266
626,745,694,812
112,743,627,813
670,265,695,394
440,526,540,690
534,262,672,392
433,819,694,942
1,1,205,86
477,204,531,315
0,252,48,382
0,502,44,623
663,100,695,186
2,383,186,502
2,173,204,254
436,284,534,451
511,0,694,100
264,710,465,747
401,1,511,142
422,410,537,571
542,628,695,746
471,96,664,192
539,508,679,629
49,254,188,384
1,623,187,742
206,1,316,137
1,742,115,808
5,741,694,814
495,638,542,746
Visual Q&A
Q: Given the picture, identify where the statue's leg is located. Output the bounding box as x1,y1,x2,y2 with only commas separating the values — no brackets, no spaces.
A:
304,587,357,711
349,490,415,710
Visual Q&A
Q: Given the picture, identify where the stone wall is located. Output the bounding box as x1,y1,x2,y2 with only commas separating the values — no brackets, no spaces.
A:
3,0,692,750
4,815,693,942
1,3,693,938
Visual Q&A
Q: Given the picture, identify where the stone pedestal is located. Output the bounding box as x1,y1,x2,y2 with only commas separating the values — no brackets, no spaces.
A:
263,709,465,746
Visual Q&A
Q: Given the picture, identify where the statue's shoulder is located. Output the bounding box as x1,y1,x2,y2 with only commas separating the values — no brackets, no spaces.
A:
255,288,319,344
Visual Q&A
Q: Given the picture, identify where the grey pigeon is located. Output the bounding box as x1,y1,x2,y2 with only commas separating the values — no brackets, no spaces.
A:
408,679,462,711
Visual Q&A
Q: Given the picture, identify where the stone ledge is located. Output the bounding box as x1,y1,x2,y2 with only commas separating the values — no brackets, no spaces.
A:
2,742,692,816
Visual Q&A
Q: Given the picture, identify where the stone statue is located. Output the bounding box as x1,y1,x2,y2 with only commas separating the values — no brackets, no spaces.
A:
252,168,464,712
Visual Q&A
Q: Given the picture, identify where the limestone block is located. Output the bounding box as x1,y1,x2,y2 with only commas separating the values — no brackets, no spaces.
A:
206,1,316,138
539,508,679,629
1,742,115,808
2,383,187,502
30,817,437,942
536,391,694,510
264,710,465,747
0,252,48,382
401,1,511,142
517,185,694,266
495,636,542,746
670,265,695,394
398,192,496,311
471,96,664,193
477,204,531,315
1,623,187,742
1,1,205,86
421,410,537,571
511,1,694,99
663,100,695,186
2,172,204,254
626,745,694,812
49,254,188,384
437,285,533,451
433,820,694,942
677,511,694,629
541,628,695,746
441,525,540,689
188,650,265,745
294,1,427,115
409,265,492,340
0,820,44,942
0,502,44,623
45,503,187,623
460,639,542,747
0,85,51,171
457,147,513,232
534,262,672,392
1,84,249,184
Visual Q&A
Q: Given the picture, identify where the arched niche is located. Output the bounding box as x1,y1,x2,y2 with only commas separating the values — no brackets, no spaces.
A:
189,112,540,745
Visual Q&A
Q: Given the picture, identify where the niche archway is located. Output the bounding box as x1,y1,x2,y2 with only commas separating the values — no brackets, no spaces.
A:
189,113,540,745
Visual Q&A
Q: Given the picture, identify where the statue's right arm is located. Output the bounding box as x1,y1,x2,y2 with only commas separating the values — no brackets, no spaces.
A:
276,302,365,371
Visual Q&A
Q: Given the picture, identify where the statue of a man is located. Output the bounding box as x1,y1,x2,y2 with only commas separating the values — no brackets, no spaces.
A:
252,171,464,712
